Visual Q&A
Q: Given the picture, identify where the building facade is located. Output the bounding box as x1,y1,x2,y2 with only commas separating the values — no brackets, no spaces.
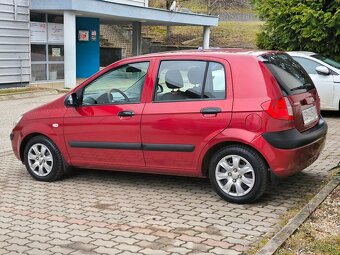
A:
0,0,218,88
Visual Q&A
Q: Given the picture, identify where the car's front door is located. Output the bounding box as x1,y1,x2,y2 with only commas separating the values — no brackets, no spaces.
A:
63,61,151,169
141,58,233,175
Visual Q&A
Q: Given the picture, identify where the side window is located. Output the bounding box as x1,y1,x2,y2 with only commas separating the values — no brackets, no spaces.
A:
204,62,226,99
154,60,226,102
293,57,321,74
82,62,149,105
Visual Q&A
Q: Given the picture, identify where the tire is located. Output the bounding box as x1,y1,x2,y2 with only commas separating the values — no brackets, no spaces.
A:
209,145,268,204
23,135,65,182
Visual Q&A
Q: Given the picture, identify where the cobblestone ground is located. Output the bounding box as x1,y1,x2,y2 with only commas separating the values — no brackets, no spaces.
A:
0,94,61,153
0,96,339,255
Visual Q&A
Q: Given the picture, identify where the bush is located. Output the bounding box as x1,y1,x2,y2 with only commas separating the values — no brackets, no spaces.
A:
254,0,340,60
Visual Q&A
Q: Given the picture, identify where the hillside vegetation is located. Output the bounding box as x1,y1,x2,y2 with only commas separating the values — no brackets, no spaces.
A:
145,0,261,49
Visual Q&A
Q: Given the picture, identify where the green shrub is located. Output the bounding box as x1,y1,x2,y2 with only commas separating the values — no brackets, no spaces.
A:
254,0,340,60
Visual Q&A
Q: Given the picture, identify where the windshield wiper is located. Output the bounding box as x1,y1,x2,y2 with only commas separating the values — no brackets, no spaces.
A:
290,83,313,91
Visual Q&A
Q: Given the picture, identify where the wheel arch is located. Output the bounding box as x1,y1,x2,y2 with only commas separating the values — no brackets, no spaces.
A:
20,133,57,163
201,141,270,177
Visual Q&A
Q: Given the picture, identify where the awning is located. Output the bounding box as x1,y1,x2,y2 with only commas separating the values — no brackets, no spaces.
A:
31,0,219,26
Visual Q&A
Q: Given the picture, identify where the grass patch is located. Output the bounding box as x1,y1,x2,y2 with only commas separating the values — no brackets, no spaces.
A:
149,0,256,14
144,21,263,49
276,185,340,255
211,21,263,48
0,87,45,95
248,236,271,255
276,225,340,255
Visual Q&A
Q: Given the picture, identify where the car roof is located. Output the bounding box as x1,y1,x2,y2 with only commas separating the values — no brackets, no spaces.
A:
123,49,282,61
287,51,316,56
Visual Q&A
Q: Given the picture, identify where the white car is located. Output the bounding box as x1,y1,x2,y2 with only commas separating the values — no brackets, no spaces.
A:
288,51,340,111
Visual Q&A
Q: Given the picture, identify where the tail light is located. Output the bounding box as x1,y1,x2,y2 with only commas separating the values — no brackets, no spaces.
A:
261,97,294,121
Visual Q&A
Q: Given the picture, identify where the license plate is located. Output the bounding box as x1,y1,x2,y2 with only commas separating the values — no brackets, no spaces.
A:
302,106,318,125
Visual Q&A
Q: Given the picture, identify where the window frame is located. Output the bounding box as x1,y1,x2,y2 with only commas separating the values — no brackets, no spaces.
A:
30,13,64,82
79,61,150,107
152,59,227,103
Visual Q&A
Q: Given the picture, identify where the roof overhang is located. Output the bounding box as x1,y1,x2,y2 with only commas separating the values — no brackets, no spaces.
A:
31,0,219,26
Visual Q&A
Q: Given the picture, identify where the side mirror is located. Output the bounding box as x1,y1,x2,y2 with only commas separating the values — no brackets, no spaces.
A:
64,93,79,107
157,84,163,93
315,66,330,75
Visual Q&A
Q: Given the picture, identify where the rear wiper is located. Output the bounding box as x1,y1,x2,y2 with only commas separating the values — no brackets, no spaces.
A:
290,83,313,91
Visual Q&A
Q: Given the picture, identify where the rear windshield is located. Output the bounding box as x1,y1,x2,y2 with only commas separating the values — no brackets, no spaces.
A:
260,53,315,95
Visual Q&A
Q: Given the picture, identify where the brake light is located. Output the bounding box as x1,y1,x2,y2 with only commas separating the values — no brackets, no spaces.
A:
261,97,294,121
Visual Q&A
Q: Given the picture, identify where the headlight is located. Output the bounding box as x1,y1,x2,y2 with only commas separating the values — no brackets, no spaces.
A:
13,114,23,128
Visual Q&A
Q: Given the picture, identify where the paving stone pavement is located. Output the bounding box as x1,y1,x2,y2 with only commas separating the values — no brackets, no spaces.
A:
0,96,339,254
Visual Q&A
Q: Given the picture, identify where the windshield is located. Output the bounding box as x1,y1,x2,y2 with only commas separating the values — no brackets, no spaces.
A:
260,53,315,95
312,54,340,69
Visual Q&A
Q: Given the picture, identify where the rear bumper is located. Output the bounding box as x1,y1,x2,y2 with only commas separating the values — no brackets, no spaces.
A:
262,118,328,149
255,118,327,177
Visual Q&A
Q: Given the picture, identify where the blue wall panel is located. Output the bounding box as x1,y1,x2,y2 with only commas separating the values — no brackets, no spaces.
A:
76,17,100,78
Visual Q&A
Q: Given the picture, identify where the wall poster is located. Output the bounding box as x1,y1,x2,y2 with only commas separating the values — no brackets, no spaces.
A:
30,22,47,43
48,23,64,43
78,30,89,41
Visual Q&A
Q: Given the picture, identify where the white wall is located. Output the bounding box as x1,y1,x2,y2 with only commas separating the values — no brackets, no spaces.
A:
0,0,30,84
101,0,148,7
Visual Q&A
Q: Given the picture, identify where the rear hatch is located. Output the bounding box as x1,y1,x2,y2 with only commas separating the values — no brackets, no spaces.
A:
260,52,320,132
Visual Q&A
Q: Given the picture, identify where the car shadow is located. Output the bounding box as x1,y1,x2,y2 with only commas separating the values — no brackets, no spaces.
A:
65,166,327,208
321,110,340,118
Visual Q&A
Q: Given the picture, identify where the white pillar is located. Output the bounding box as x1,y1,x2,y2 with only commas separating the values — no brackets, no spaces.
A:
203,26,210,49
64,11,76,88
132,22,142,56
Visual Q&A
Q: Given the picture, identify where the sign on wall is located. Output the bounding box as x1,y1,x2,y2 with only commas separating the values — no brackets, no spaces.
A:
52,48,61,57
30,22,47,43
91,30,97,41
48,23,64,43
78,30,89,41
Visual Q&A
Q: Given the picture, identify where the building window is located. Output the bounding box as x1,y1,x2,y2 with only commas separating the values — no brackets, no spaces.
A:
30,12,46,22
48,14,63,24
30,13,64,82
31,45,46,61
31,64,47,81
48,45,64,61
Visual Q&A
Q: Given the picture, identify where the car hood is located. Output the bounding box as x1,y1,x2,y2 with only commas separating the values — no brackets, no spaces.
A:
23,94,68,120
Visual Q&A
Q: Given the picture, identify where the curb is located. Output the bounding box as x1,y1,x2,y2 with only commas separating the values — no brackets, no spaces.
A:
256,177,339,255
0,89,60,101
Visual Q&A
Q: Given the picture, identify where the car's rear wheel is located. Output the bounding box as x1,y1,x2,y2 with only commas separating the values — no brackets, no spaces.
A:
24,136,64,181
209,145,268,204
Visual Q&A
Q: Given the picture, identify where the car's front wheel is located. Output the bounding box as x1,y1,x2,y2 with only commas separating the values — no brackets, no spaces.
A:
23,136,65,181
209,145,268,204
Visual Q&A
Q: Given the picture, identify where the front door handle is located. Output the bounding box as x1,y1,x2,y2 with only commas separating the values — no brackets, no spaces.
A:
200,107,221,114
118,110,135,117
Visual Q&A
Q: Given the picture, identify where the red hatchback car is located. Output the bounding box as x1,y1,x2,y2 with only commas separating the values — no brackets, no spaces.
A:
11,50,327,203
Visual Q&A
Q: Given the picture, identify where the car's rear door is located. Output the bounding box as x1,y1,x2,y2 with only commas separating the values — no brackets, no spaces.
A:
141,57,233,175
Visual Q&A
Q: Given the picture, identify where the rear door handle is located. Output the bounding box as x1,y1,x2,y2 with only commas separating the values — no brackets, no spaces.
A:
118,110,135,117
200,107,222,114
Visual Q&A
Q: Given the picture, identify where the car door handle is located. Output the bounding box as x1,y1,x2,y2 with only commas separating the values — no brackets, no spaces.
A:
200,107,222,114
118,111,135,117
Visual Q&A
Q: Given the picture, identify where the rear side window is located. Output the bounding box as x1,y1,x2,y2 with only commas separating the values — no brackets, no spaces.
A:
154,60,226,102
260,53,315,95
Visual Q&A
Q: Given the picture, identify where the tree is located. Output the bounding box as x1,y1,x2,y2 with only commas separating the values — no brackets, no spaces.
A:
166,0,173,39
254,0,340,59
